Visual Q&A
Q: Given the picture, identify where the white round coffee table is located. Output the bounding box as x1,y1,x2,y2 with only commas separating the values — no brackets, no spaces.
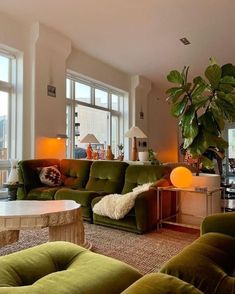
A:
0,200,91,249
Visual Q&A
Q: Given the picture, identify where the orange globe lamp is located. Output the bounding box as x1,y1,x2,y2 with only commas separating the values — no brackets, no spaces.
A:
170,166,192,188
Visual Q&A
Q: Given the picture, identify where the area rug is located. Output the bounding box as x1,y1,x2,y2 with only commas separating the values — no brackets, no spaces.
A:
0,223,199,274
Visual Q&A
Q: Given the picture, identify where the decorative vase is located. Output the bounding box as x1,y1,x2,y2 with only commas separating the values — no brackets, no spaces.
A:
106,145,113,160
7,159,19,184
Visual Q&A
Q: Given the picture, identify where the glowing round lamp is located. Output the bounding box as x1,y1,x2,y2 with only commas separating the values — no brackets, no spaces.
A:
170,166,192,188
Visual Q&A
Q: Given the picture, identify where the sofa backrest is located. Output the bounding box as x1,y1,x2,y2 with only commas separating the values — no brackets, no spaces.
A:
60,159,92,188
122,164,167,194
18,159,60,193
85,161,128,194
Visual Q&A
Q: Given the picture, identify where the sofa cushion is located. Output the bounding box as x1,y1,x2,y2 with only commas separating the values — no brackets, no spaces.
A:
122,165,167,194
60,159,92,188
27,187,60,200
85,161,128,194
122,273,203,294
0,241,142,294
55,188,100,207
160,232,235,294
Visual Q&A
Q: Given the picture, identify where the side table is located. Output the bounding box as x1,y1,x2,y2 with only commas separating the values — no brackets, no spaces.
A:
157,186,224,229
2,183,23,201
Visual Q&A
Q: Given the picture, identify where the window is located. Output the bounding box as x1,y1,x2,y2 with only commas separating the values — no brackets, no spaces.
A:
66,74,127,159
0,50,18,197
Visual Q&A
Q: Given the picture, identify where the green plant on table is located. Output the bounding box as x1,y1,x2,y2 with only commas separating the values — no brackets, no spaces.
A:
166,58,235,175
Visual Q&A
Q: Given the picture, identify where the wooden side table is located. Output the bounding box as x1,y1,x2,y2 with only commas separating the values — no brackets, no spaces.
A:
2,183,23,201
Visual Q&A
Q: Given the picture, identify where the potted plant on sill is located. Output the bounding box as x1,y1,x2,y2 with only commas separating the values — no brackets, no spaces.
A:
166,58,235,176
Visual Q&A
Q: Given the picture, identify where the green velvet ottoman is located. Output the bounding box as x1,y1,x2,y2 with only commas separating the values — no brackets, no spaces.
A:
0,241,142,294
122,273,203,294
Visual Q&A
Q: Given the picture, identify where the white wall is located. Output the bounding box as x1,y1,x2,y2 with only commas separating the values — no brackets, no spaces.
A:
0,12,178,162
67,49,130,92
0,12,32,159
147,86,179,163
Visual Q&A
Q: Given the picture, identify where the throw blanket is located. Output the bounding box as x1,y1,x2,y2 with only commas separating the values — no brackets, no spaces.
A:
92,183,153,220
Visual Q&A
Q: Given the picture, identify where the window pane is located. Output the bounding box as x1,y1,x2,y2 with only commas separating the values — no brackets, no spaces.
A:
66,79,71,99
0,91,8,160
112,116,118,157
75,82,91,103
76,104,108,150
95,89,108,108
111,94,118,111
0,56,9,82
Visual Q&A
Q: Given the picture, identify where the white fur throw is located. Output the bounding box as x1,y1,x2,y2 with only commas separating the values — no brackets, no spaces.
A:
92,182,153,220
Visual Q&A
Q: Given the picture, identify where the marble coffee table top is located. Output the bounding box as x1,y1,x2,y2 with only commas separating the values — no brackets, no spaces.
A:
0,200,80,217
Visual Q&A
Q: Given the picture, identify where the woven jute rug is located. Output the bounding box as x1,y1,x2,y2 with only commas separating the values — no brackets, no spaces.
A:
0,223,199,274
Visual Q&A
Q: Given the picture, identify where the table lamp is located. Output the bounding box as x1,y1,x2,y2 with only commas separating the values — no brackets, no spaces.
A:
125,126,147,161
170,166,193,188
80,134,100,160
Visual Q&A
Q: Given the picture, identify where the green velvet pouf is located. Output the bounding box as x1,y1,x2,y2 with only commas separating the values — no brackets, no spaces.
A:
0,241,141,294
122,273,203,294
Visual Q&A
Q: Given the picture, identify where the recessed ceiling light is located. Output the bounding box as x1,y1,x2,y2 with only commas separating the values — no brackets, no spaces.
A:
180,37,191,45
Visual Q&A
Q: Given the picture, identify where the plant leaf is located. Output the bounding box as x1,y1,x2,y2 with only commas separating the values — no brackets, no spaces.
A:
166,87,185,103
167,70,183,84
205,64,222,90
200,155,215,169
220,76,235,85
171,96,188,117
221,63,235,78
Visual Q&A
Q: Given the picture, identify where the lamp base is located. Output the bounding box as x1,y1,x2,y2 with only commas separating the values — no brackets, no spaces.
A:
131,137,138,161
86,144,93,160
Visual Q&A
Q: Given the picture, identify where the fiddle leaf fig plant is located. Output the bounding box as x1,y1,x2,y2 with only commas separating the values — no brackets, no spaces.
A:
166,58,235,175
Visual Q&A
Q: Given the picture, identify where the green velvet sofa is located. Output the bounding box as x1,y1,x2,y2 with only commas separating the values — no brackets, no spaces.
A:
0,241,141,294
18,159,128,222
18,159,172,233
159,212,235,294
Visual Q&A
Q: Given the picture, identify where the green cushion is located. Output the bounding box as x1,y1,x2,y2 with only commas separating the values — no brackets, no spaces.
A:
18,159,60,200
0,241,142,294
122,273,203,294
27,187,60,200
201,211,235,238
60,159,91,188
160,232,235,294
85,161,128,194
55,188,101,221
121,165,165,194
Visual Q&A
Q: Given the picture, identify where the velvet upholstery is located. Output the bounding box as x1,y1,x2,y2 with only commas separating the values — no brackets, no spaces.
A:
0,241,141,294
85,161,128,194
55,161,128,221
18,159,60,200
92,165,170,234
160,212,235,294
122,273,203,294
60,159,92,188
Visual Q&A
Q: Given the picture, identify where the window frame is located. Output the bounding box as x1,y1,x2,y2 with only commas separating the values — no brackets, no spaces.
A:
66,72,126,158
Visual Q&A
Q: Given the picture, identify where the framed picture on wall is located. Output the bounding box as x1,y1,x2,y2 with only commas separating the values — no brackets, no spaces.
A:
47,85,56,97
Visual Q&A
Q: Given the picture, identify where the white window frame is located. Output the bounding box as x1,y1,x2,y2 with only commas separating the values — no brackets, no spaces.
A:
66,72,127,158
0,47,22,197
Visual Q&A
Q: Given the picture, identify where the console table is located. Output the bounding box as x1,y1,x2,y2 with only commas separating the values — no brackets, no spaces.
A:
0,200,91,249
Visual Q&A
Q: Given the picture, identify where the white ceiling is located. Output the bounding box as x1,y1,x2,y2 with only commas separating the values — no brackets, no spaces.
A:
0,0,235,90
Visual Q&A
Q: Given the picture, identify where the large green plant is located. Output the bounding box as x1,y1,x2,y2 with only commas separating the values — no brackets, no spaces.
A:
166,58,235,175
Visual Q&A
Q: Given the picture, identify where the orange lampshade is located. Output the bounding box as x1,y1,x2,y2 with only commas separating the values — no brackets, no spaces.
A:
170,166,192,188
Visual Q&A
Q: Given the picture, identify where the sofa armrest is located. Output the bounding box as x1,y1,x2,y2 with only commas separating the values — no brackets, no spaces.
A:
201,212,235,237
134,188,158,233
